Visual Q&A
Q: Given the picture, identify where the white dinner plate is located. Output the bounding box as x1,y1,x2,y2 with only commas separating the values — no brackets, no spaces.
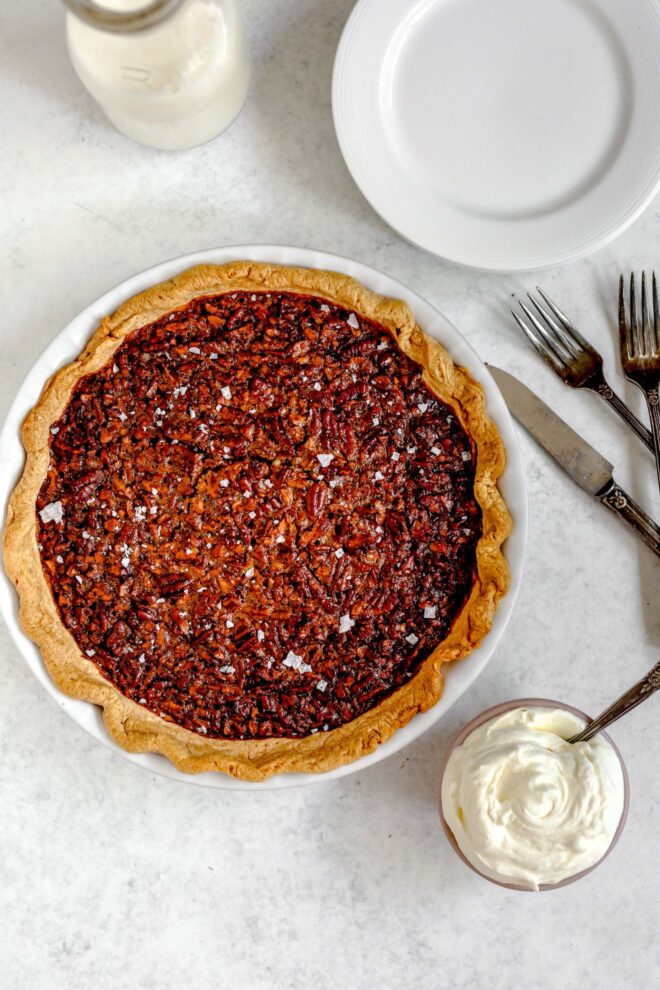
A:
333,0,660,272
0,245,527,789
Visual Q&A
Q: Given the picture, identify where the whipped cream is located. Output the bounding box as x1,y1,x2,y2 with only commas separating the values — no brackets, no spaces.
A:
441,706,625,890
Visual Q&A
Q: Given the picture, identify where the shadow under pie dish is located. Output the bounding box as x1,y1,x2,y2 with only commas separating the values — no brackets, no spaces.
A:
3,261,511,780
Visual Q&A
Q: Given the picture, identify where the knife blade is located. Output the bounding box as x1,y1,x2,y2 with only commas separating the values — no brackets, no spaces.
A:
488,365,660,557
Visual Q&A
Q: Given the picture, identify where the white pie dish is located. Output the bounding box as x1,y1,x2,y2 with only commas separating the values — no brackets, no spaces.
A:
0,245,527,788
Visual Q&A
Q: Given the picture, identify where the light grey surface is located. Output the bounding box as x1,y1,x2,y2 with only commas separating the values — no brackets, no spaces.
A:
1,2,658,988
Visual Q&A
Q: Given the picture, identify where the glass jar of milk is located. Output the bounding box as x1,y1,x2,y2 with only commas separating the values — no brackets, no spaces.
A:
64,0,250,150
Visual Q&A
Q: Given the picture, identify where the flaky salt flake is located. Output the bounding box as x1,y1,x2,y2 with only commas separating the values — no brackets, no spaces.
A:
137,653,146,664
173,385,188,398
335,547,344,559
189,346,201,354
257,629,265,642
139,698,147,705
134,506,147,521
338,614,355,634
431,446,441,456
275,534,285,544
189,408,196,419
461,450,471,461
417,402,429,414
82,530,91,539
39,501,63,524
372,417,380,426
283,651,312,673
329,477,342,488
118,411,128,422
373,471,384,482
121,554,130,568
347,313,360,329
317,453,334,468
313,382,322,392
320,304,330,312
56,555,64,564
221,386,232,400
112,364,119,373
248,511,256,519
424,606,437,619
219,478,229,488
245,567,254,578
210,353,218,360
85,649,95,657
264,479,273,488
50,426,59,435
316,680,328,692
219,665,235,674
391,451,400,461
75,575,82,585
150,506,157,515
406,633,419,645
377,341,388,350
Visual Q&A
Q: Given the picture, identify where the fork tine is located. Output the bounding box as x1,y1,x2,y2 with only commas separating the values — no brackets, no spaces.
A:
641,271,651,356
535,287,592,351
653,271,659,353
527,292,580,358
619,273,633,360
511,309,566,375
629,272,640,356
518,300,571,363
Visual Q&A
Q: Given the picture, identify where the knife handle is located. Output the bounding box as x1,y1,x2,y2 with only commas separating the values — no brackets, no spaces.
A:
599,482,660,557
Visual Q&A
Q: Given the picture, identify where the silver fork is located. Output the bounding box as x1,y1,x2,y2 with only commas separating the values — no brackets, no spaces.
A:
619,272,660,493
512,288,654,453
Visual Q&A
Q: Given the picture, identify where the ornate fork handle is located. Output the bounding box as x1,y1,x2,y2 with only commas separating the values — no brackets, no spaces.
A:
594,379,655,453
568,660,660,744
642,382,660,491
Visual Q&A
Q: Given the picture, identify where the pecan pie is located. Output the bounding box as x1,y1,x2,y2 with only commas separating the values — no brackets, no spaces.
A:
4,262,511,779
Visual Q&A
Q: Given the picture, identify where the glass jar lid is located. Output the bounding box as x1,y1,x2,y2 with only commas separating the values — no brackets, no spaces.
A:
63,0,186,34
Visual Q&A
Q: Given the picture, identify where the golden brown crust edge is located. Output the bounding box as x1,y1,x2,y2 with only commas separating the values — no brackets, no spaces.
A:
3,261,512,780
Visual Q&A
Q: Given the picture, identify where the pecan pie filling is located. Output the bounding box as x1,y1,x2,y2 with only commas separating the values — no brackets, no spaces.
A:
36,291,482,740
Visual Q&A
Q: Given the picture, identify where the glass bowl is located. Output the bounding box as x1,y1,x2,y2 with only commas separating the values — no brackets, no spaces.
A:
438,698,630,891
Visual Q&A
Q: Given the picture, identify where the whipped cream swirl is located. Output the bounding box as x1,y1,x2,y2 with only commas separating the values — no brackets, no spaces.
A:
441,707,625,890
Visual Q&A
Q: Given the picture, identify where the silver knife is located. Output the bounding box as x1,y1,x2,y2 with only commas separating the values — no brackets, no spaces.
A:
488,365,660,557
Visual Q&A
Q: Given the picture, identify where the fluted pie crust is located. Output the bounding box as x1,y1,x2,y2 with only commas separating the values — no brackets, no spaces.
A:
4,262,511,780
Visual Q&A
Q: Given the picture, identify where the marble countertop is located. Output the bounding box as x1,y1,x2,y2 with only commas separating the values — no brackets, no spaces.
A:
1,2,658,987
